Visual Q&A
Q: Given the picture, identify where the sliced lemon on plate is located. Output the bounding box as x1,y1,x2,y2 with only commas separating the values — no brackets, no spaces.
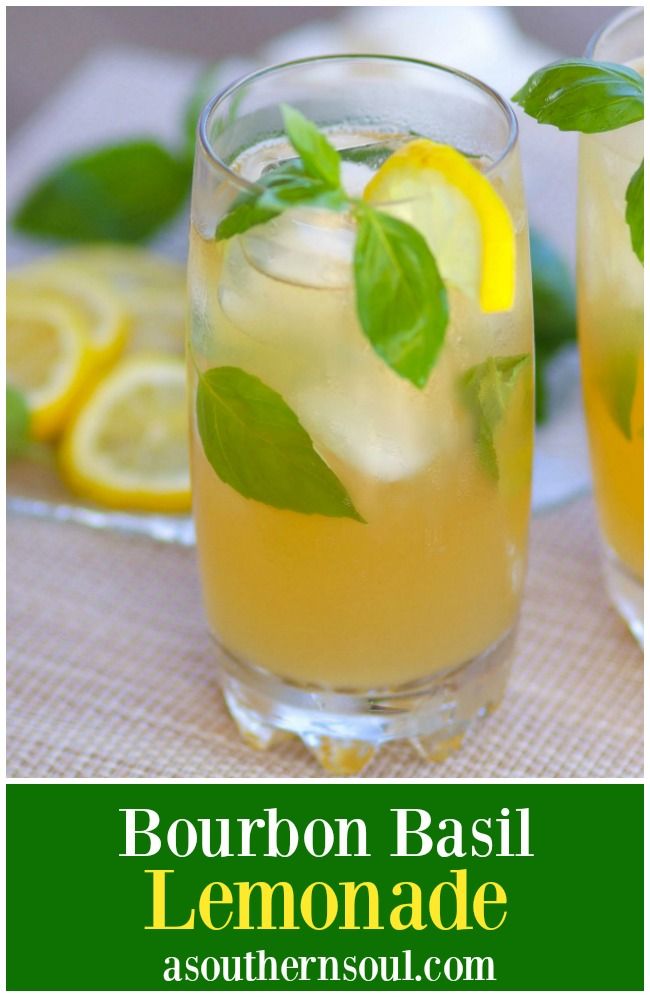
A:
57,244,186,295
8,262,128,364
55,245,186,354
363,139,516,312
59,355,190,512
122,287,186,355
6,292,93,440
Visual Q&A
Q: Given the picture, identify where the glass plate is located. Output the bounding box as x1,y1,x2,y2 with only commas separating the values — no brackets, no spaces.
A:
7,456,195,545
6,350,591,545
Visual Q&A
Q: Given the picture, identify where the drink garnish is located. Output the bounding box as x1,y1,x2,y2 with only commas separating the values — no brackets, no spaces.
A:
353,203,448,387
217,105,516,387
196,367,364,522
217,105,450,390
626,161,644,263
363,139,516,312
513,60,644,262
460,354,530,481
203,107,520,517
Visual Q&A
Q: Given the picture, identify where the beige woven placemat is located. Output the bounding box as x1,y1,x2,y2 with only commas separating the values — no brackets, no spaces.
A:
6,495,642,779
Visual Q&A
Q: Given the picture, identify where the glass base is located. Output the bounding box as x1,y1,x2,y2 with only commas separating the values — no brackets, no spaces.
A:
214,628,517,775
602,546,644,648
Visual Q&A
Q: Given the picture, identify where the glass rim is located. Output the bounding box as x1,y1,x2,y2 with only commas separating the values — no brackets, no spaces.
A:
585,5,643,59
198,52,519,195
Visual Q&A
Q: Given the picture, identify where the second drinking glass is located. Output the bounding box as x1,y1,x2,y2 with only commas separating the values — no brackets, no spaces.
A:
188,55,534,773
578,8,644,644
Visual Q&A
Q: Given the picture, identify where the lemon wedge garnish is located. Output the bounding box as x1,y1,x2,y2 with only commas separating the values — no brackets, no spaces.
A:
7,292,93,440
8,262,128,365
363,139,516,312
59,355,190,512
55,245,186,354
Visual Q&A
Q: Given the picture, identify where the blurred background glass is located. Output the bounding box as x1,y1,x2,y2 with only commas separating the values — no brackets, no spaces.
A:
7,7,619,135
6,5,624,531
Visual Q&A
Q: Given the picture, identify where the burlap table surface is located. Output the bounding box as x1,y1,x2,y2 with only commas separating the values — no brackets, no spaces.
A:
7,494,643,779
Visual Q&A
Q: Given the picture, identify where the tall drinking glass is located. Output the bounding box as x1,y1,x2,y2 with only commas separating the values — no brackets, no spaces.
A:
577,9,644,644
188,56,534,773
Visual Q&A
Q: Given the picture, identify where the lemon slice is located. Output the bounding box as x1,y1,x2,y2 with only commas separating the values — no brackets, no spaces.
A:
55,245,186,354
8,262,128,364
363,139,516,312
57,244,185,296
59,355,190,512
7,293,92,440
122,287,186,355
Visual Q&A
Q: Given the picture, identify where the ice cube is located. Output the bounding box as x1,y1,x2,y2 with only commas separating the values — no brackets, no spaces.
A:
215,225,352,365
241,207,356,289
294,358,454,482
339,159,375,197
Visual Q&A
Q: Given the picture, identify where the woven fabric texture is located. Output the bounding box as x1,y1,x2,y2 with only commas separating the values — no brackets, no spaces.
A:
7,496,642,779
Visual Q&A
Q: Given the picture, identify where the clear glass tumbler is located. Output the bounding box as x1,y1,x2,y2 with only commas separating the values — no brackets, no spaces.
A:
188,56,534,773
577,9,644,645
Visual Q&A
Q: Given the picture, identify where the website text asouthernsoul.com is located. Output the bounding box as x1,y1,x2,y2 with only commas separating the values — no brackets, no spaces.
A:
162,949,496,985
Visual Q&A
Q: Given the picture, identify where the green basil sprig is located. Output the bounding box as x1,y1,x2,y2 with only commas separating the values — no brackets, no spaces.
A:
512,60,643,132
281,104,342,188
513,59,644,263
215,163,347,241
200,105,454,521
216,105,449,390
460,355,530,482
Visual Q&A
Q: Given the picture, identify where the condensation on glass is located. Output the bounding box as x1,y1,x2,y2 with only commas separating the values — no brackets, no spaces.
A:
188,56,535,773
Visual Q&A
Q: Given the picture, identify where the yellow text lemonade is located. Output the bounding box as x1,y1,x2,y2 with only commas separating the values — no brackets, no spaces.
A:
188,124,533,695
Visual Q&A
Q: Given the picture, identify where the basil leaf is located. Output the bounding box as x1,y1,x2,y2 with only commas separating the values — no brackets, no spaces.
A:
13,141,192,244
340,144,400,169
196,366,364,522
530,229,576,422
512,60,644,133
215,196,279,241
257,169,347,213
215,166,300,240
626,159,644,263
600,346,640,441
281,104,341,188
215,164,346,240
6,386,30,460
216,105,348,241
353,205,448,388
215,108,450,390
461,354,530,480
272,140,403,175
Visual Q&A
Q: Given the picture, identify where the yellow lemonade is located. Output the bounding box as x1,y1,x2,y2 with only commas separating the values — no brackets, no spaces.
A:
577,74,644,582
188,133,533,691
